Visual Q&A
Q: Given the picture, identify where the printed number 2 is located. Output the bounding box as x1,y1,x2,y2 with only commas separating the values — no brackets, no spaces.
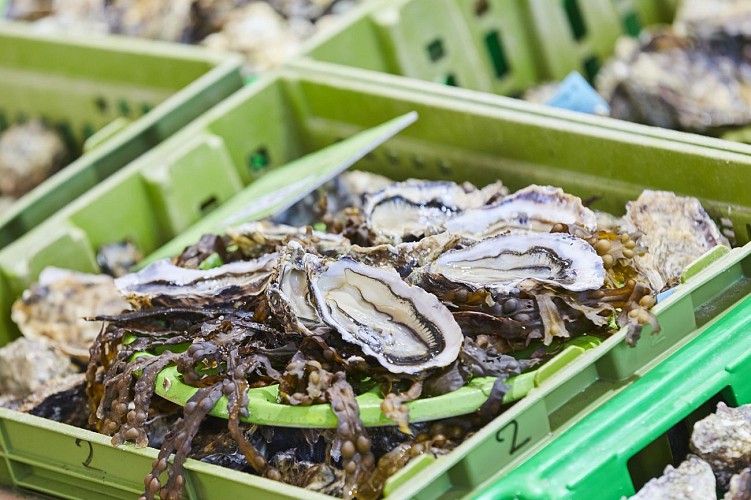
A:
495,420,530,454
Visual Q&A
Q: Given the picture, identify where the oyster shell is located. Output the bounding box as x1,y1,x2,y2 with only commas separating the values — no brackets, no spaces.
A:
596,29,751,133
227,220,350,257
625,190,729,292
674,0,751,40
96,240,143,278
267,242,321,333
308,256,463,374
629,455,716,500
0,337,76,402
363,179,507,243
0,120,68,198
444,185,597,237
115,254,277,309
11,267,129,360
725,468,751,500
691,402,751,490
413,232,605,295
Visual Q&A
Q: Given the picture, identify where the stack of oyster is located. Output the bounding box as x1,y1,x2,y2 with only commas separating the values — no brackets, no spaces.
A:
2,173,730,499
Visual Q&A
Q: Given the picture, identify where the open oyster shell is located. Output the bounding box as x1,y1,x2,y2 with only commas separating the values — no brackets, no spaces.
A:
267,242,321,333
413,232,605,295
363,179,506,243
445,185,597,237
307,256,463,374
115,254,278,309
625,190,729,292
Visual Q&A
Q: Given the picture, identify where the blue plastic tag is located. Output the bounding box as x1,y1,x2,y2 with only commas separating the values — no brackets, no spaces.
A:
546,72,610,115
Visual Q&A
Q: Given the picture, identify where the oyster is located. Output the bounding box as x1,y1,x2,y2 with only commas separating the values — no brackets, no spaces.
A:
96,240,143,277
11,267,129,360
674,0,751,40
115,254,277,309
691,402,751,489
444,185,597,237
363,179,507,243
725,468,751,500
308,256,463,374
266,242,321,333
625,190,728,292
0,337,76,403
596,28,751,133
413,232,605,295
629,455,716,500
228,220,350,257
0,120,68,198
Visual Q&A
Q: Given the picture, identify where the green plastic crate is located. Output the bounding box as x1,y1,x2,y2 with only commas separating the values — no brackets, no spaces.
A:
301,0,677,95
475,288,751,500
2,67,751,499
0,21,243,249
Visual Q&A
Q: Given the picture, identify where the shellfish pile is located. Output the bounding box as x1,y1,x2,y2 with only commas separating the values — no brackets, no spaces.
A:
76,174,730,499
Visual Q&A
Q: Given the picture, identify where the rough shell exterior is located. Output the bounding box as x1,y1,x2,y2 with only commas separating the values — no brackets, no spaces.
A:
625,190,729,292
629,455,716,500
11,267,129,360
691,402,751,490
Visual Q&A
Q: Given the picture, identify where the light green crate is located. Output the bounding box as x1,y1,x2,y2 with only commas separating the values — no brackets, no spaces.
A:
1,66,751,499
0,21,243,249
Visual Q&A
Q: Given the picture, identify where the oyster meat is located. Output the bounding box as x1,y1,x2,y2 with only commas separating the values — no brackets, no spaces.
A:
444,185,597,237
309,256,463,374
413,232,605,295
266,242,321,333
115,254,278,308
625,190,728,292
11,267,129,360
363,179,506,243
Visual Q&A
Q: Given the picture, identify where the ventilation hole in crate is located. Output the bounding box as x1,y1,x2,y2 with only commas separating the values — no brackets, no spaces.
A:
746,223,751,242
626,390,729,492
199,196,219,214
623,11,642,37
248,147,270,174
56,122,77,153
484,30,510,78
583,56,600,81
444,73,459,86
438,159,452,175
0,111,7,131
563,0,587,41
411,155,425,170
141,103,152,116
83,123,96,139
386,150,400,165
474,0,489,16
364,150,376,161
95,97,108,114
16,112,28,124
118,99,131,117
427,39,446,62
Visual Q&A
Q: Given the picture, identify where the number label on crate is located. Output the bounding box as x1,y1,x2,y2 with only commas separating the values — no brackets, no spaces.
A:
74,438,104,472
495,420,531,455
